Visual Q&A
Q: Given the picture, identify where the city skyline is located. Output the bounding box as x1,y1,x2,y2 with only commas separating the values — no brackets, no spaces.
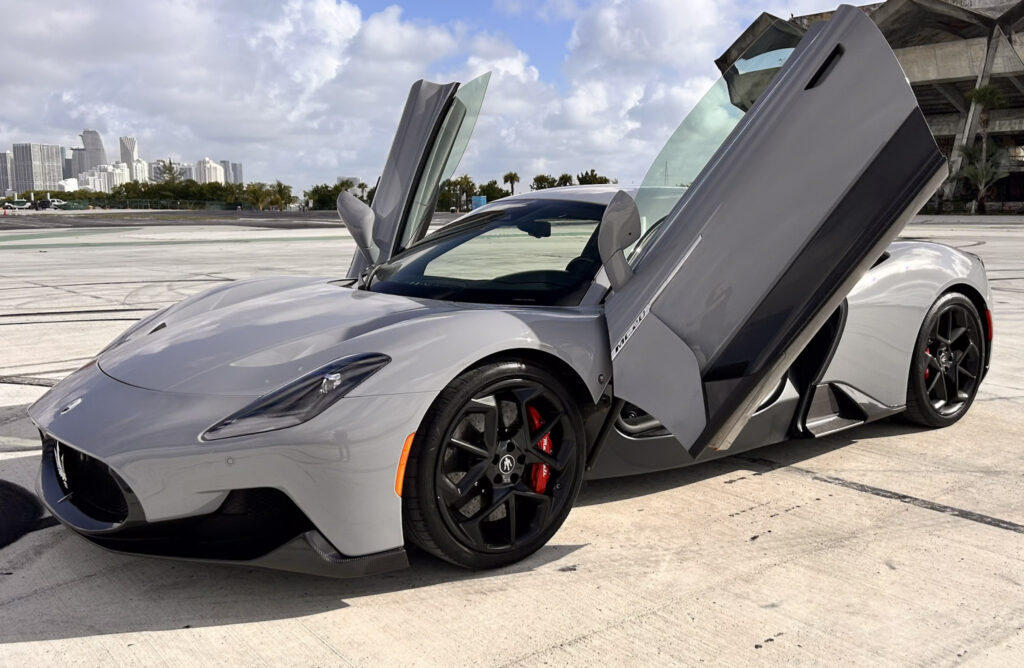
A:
2,126,246,196
0,0,841,194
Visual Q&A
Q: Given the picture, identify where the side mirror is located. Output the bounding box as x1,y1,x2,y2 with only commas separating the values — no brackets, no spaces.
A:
337,191,378,265
597,190,641,291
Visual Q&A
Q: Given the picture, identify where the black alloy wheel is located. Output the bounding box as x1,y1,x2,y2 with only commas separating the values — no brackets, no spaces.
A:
402,360,586,569
905,292,985,427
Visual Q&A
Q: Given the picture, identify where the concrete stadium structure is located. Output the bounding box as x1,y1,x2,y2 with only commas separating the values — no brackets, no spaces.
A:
727,0,1024,207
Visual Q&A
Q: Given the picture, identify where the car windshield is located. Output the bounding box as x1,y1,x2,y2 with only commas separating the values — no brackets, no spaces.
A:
367,199,605,306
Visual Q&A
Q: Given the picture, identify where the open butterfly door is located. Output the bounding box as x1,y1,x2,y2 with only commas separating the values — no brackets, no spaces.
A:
603,5,947,455
347,73,490,277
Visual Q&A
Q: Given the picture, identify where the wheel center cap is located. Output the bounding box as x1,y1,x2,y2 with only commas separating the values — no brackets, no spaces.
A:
497,454,516,475
939,350,953,369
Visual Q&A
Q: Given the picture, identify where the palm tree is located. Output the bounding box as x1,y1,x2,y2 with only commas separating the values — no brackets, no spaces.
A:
964,85,1008,212
244,182,272,211
958,141,1008,214
503,171,519,195
154,157,181,185
357,181,368,202
454,175,476,211
271,180,295,211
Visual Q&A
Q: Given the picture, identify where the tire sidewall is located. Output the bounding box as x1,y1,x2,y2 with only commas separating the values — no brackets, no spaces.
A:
406,360,586,569
907,292,984,427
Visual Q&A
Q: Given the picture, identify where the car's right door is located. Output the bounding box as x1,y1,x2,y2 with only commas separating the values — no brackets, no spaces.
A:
604,6,948,456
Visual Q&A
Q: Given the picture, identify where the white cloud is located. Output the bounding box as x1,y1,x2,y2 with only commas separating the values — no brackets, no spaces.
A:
0,0,826,191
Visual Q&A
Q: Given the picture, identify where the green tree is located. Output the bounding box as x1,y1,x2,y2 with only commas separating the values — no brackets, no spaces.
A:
963,85,1007,213
576,169,612,185
958,140,1008,214
503,171,519,195
478,179,510,202
437,179,457,211
271,180,296,210
223,181,246,204
244,182,272,211
154,158,182,185
303,182,344,210
530,174,557,190
453,174,476,211
357,181,368,202
556,173,574,187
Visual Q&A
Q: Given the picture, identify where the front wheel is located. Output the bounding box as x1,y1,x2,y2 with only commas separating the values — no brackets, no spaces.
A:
402,360,586,569
905,292,985,427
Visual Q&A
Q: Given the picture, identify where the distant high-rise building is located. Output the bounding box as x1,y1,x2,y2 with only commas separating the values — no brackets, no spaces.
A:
79,164,118,193
195,157,225,184
129,158,148,183
60,146,70,178
217,160,243,184
80,130,108,172
70,147,87,179
12,143,64,193
119,136,138,165
63,157,73,179
178,163,194,181
0,151,13,195
57,178,78,192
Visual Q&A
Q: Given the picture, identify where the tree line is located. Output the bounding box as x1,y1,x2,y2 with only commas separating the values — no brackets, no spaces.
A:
4,158,297,211
301,169,615,211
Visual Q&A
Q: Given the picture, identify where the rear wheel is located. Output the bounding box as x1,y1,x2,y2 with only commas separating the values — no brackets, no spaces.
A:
402,360,585,569
905,292,984,427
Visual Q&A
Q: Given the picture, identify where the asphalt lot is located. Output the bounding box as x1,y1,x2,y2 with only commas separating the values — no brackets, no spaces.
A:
0,214,1021,665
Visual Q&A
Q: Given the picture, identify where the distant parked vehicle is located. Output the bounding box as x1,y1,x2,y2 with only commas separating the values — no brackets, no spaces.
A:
2,200,31,210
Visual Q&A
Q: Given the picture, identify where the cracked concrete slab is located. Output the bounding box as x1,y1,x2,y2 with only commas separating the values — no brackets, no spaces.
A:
0,214,1021,665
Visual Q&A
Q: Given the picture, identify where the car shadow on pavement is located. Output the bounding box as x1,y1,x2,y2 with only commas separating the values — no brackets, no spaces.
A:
0,526,587,643
0,416,924,644
576,416,924,507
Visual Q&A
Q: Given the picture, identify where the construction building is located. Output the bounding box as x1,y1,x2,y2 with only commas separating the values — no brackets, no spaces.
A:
726,0,1024,208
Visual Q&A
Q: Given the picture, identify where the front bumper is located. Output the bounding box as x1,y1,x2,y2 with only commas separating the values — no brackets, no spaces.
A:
38,435,408,577
29,362,437,576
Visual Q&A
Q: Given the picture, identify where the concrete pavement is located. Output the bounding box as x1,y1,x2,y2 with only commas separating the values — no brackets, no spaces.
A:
0,216,1021,665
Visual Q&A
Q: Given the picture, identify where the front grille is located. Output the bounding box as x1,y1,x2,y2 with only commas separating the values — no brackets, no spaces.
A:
50,439,129,523
87,488,314,561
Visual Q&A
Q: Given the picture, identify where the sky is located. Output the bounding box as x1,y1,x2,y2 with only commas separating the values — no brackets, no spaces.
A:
0,0,841,192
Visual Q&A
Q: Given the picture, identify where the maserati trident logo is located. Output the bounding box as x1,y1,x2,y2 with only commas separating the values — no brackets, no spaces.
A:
59,397,82,415
498,454,516,475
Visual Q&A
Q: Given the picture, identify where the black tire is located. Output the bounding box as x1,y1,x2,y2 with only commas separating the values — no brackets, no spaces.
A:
905,292,985,427
0,481,44,550
402,360,586,569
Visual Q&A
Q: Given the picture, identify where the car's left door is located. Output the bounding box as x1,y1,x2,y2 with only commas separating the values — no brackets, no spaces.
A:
347,73,490,277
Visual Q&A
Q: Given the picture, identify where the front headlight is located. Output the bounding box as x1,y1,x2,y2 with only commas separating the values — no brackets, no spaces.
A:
201,353,390,441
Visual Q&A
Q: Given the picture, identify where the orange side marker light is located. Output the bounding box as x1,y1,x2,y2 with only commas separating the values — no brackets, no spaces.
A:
395,433,416,497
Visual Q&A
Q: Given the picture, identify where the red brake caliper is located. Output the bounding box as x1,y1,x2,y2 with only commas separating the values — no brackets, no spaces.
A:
925,346,930,381
527,405,552,494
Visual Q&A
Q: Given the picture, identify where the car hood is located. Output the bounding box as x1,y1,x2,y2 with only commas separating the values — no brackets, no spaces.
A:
97,277,457,396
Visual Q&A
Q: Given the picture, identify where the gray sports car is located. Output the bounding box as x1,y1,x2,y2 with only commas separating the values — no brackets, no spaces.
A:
30,6,992,576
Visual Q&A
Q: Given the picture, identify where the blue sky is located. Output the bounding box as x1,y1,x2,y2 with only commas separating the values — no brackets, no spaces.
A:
0,0,841,191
